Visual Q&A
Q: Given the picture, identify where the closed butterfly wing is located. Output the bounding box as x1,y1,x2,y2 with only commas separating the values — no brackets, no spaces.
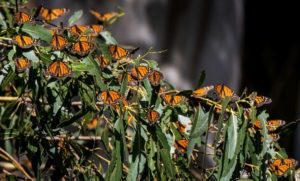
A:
266,120,286,132
14,12,31,24
148,70,163,86
46,61,72,78
269,158,298,177
174,139,188,153
51,34,69,50
131,66,151,81
192,85,214,98
13,35,36,49
108,45,131,62
255,95,272,107
14,58,31,72
96,55,111,68
71,41,94,56
98,90,123,105
39,6,69,21
89,10,118,22
147,110,160,125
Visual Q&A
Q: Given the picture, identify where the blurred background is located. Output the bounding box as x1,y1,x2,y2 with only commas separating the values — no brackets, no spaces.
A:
28,0,300,161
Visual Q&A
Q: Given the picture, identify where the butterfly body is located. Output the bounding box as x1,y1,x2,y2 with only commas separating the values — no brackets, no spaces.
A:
174,139,188,153
254,95,272,107
148,70,163,86
161,93,186,107
98,90,123,105
192,85,214,98
39,6,69,21
71,41,94,56
89,10,118,22
215,84,238,100
51,34,69,50
13,35,36,49
146,110,160,125
45,61,72,78
131,66,151,81
14,58,31,72
108,44,131,63
14,12,31,24
269,158,298,176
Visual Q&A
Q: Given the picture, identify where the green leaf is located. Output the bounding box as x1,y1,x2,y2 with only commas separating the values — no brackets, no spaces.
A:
195,70,206,89
21,23,52,43
160,149,175,179
155,125,170,150
68,10,83,26
100,31,118,45
107,140,122,181
23,50,39,62
227,113,238,159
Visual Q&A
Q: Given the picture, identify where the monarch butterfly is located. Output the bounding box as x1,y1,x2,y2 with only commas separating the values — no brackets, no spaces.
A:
176,121,191,135
69,25,103,36
45,60,72,78
71,41,94,56
96,55,110,68
108,44,131,63
254,95,272,107
14,58,31,72
267,133,280,142
14,12,31,24
39,6,69,21
269,158,298,177
148,70,163,86
89,10,118,22
161,94,186,107
192,85,214,98
253,119,286,132
131,66,151,81
12,35,36,49
174,139,188,153
146,110,160,125
50,34,69,50
118,73,137,86
158,84,167,95
215,84,239,100
86,118,98,130
97,90,123,105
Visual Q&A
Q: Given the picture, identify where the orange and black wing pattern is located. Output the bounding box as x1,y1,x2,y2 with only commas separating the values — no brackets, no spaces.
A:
89,10,118,22
148,70,163,86
46,61,72,78
97,90,123,105
71,41,94,56
96,55,110,68
13,35,36,49
192,85,214,98
69,25,103,37
174,139,188,153
131,66,151,81
14,12,31,24
39,6,69,21
108,44,130,62
50,34,69,50
254,95,272,107
14,58,31,72
146,110,160,125
253,119,285,132
269,158,297,177
215,84,238,100
161,94,186,107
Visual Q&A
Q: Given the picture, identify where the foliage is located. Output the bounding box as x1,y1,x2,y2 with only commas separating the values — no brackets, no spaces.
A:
0,0,298,180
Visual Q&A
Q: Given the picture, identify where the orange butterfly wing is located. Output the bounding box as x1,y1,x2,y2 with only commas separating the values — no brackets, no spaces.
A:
13,35,35,49
108,45,130,62
89,10,117,22
71,41,94,56
14,58,31,72
14,12,31,24
51,34,69,50
162,94,185,107
131,66,151,81
96,55,110,68
255,95,272,107
215,84,236,99
98,90,123,105
146,110,160,125
174,139,188,153
46,61,72,78
269,158,297,176
192,85,214,98
148,70,163,86
40,6,69,21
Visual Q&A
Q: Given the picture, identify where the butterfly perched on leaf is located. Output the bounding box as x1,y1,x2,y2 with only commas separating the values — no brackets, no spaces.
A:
89,10,118,22
118,72,137,86
45,60,72,78
148,70,163,86
214,84,239,100
161,93,186,107
174,139,188,153
14,58,31,72
130,66,151,81
14,12,31,24
38,6,69,21
146,110,160,125
254,95,272,107
269,158,298,177
71,41,94,56
96,55,111,68
108,44,139,63
69,25,103,37
12,35,36,49
97,90,123,105
253,119,286,132
191,85,214,98
50,34,69,50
